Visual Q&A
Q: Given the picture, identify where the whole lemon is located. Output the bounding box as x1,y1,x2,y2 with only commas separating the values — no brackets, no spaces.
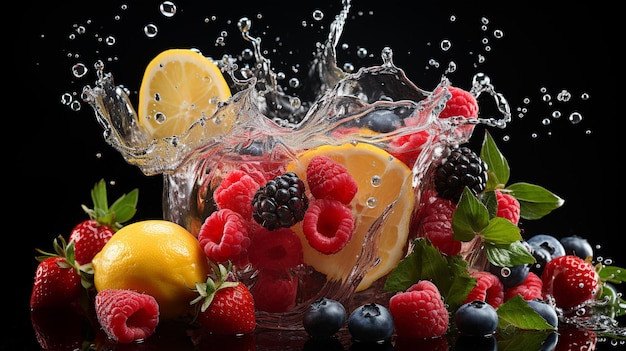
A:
92,220,210,319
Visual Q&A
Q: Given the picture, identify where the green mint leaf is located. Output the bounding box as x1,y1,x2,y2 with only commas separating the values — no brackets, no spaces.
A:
480,130,510,189
507,182,565,220
485,240,536,267
452,187,489,241
384,238,475,312
481,217,522,245
481,190,498,219
497,295,555,331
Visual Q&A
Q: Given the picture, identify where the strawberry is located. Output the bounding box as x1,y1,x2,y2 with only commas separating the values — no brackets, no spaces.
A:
30,256,82,309
191,262,256,335
30,236,91,309
69,179,138,265
541,254,600,310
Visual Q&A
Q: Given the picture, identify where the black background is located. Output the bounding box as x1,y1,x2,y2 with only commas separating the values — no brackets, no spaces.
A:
11,1,621,350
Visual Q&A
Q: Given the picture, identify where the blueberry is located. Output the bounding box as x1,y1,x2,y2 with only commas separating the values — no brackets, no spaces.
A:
454,334,497,351
560,235,594,260
302,297,346,339
486,262,530,289
454,300,498,336
347,303,395,343
357,110,403,133
526,234,566,275
527,298,558,328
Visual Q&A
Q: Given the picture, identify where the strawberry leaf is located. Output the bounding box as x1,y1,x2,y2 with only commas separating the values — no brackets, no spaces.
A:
506,182,564,220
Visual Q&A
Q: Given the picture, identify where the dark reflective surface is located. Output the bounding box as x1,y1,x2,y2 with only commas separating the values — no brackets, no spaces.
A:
13,1,622,350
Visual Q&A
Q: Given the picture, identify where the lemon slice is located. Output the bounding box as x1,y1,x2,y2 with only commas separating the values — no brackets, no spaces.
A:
287,143,415,291
137,49,232,140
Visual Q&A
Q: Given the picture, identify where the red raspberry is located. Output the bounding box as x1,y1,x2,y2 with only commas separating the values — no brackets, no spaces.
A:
504,272,542,301
214,169,261,220
95,289,159,344
495,190,520,225
439,86,479,119
302,198,355,254
250,269,298,313
463,271,504,309
388,130,429,168
389,280,449,339
306,155,358,204
198,209,251,265
416,196,462,256
541,255,599,310
248,227,303,271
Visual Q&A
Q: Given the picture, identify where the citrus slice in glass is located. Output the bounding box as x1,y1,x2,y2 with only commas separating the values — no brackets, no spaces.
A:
287,143,415,291
137,49,232,140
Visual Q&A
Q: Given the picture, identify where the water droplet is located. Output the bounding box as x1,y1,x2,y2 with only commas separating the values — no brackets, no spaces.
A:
568,111,583,124
366,197,378,208
551,110,562,119
105,36,116,46
60,93,73,105
500,267,511,278
493,29,504,39
155,112,166,124
71,63,88,78
143,23,158,38
371,175,382,187
542,94,551,102
357,47,368,58
449,15,456,22
541,118,551,125
342,62,355,73
581,92,590,100
70,100,81,111
557,89,572,102
440,39,452,51
159,1,177,17
288,78,300,88
312,9,324,21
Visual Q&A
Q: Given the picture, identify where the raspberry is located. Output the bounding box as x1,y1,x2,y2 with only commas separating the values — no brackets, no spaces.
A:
250,269,299,313
439,86,479,119
495,190,520,225
504,272,543,301
198,208,251,265
541,255,599,310
248,227,303,271
388,130,430,168
416,196,461,256
214,169,261,220
95,289,159,344
302,198,355,254
251,172,309,230
389,280,449,338
463,271,504,309
306,155,358,204
434,146,488,203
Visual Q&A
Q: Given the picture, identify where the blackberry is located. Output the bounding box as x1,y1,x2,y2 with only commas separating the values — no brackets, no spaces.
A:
252,172,309,230
434,146,487,202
